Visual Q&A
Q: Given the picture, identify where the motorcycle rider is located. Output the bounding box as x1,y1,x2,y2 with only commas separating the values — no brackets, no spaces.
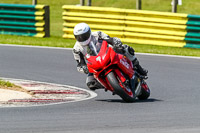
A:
73,23,148,90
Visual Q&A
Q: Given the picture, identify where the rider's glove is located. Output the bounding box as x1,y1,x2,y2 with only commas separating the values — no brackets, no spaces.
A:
77,64,89,74
112,37,125,53
113,37,122,49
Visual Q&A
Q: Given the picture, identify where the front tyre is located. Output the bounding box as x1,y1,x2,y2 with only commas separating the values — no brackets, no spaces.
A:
106,71,135,102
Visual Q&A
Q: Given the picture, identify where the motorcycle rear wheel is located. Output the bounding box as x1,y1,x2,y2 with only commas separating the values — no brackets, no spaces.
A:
137,81,150,100
106,71,135,102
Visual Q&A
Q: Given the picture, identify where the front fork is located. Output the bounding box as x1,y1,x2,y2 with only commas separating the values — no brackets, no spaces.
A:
102,69,141,96
114,69,141,96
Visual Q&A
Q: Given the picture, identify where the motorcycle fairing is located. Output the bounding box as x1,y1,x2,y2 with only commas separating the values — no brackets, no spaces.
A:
86,41,135,91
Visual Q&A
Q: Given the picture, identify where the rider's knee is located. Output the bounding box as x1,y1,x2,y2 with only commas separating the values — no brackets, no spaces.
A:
128,46,135,56
123,45,136,61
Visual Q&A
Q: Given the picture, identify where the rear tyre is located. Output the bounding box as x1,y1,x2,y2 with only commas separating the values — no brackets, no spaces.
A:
106,71,135,102
137,81,150,100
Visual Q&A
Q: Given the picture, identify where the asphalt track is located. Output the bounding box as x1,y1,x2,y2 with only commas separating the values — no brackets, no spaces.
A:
0,44,200,133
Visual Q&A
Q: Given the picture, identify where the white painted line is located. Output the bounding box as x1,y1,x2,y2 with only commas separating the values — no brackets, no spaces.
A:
136,52,200,60
0,44,200,59
0,44,72,50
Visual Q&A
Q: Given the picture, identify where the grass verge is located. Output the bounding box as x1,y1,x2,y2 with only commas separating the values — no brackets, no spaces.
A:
0,79,33,95
1,34,200,57
0,79,15,88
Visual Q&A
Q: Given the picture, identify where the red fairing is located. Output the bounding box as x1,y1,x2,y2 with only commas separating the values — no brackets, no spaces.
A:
86,41,134,91
86,41,112,73
116,54,134,78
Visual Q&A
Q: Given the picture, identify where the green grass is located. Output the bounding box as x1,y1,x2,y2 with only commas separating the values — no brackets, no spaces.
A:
0,79,14,88
0,0,200,57
128,43,200,57
1,34,75,48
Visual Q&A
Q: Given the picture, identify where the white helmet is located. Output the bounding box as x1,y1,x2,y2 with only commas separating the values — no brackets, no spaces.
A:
73,23,91,46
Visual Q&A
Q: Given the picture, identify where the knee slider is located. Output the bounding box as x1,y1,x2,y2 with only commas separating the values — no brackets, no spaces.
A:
87,81,97,90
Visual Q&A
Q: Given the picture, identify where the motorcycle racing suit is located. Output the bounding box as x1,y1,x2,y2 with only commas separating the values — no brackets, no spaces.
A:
73,31,148,90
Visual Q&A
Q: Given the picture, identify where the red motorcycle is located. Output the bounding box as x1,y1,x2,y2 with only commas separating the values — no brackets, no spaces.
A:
86,41,150,102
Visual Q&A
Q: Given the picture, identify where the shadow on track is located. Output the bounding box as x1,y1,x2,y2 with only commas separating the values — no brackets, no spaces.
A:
96,98,163,103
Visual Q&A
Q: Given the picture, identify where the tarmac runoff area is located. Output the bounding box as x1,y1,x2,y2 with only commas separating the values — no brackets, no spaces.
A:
0,78,97,107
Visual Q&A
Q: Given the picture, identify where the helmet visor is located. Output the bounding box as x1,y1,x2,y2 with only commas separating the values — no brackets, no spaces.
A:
74,29,91,42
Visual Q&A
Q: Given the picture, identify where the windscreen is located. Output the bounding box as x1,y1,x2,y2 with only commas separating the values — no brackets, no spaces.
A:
87,41,102,56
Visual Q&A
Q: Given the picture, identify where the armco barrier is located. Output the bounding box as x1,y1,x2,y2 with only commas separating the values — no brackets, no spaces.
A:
0,4,49,37
62,5,200,48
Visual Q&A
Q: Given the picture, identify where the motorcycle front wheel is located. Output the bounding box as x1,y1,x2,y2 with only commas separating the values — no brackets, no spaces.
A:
106,71,135,102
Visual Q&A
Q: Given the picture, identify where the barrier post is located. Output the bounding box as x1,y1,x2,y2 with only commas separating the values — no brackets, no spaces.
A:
80,0,85,6
44,5,50,37
32,0,37,5
136,0,142,10
172,0,178,13
87,0,92,6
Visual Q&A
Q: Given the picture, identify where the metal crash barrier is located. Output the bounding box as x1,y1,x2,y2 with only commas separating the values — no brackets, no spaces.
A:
0,4,49,37
62,5,200,48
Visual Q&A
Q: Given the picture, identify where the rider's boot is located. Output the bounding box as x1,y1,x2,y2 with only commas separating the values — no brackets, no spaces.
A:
132,58,148,76
123,45,148,76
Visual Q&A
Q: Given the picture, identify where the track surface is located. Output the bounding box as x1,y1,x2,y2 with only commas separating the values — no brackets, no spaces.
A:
0,45,200,133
